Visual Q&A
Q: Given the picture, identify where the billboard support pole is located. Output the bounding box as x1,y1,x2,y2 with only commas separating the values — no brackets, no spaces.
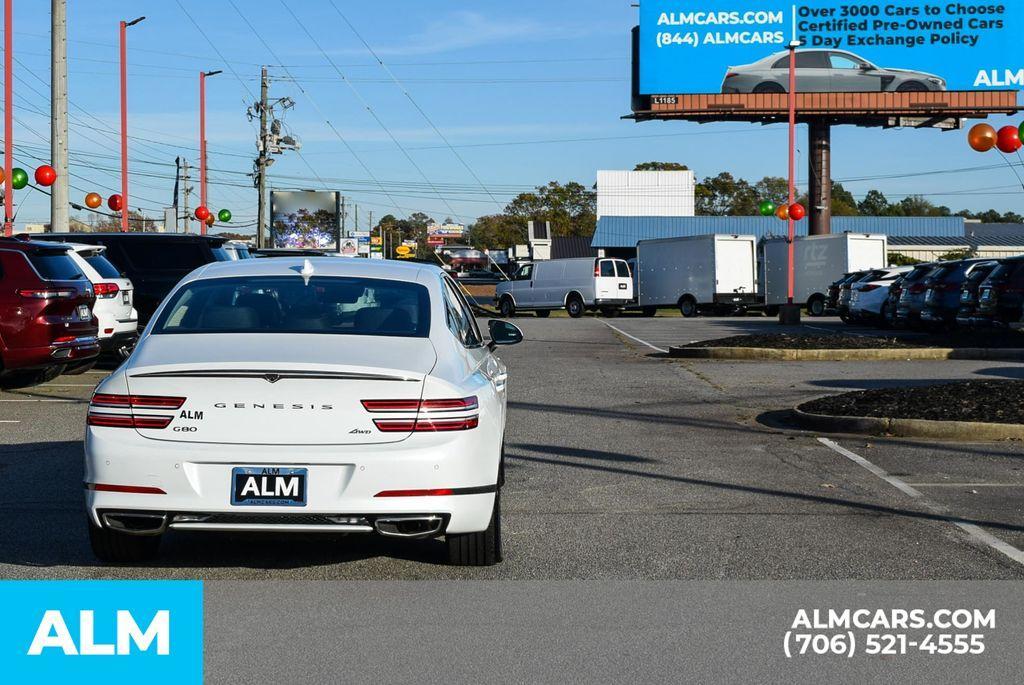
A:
780,40,801,325
808,121,831,235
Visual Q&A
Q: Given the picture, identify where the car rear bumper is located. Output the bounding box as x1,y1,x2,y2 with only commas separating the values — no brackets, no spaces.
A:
2,336,100,371
594,298,631,306
99,330,139,354
84,428,499,535
713,292,759,306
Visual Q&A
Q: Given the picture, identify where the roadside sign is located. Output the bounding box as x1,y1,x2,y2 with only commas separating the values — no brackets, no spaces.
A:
371,236,382,246
395,245,412,256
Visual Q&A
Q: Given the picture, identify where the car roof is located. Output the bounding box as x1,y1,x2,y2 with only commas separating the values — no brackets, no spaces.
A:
0,236,72,252
33,232,227,243
33,241,106,254
186,256,446,284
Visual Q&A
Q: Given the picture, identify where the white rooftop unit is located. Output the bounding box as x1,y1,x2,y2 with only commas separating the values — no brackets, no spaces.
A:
596,170,695,219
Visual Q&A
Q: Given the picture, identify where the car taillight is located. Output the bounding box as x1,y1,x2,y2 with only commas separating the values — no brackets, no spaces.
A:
363,396,479,432
725,72,739,79
858,284,881,292
361,396,478,412
373,416,479,432
17,288,75,299
908,283,927,294
374,488,454,498
91,393,186,409
94,282,120,298
87,413,174,429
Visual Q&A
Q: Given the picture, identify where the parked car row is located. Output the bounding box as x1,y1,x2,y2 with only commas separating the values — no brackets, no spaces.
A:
832,255,1023,330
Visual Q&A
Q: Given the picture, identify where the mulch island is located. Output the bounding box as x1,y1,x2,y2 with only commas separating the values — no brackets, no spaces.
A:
799,380,1024,425
683,330,1024,350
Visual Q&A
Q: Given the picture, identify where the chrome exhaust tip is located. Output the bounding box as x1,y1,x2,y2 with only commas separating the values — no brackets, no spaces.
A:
101,512,168,536
373,515,444,539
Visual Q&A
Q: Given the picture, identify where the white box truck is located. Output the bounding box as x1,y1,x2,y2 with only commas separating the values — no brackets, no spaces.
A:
761,233,888,316
635,235,759,317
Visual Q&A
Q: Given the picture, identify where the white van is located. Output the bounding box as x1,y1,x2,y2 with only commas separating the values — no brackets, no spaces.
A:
494,257,633,318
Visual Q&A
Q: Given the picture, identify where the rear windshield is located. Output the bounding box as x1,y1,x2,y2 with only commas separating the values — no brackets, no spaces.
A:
615,260,630,278
927,266,952,281
27,252,85,280
966,265,993,283
987,263,1017,281
84,254,122,279
599,260,615,277
153,275,431,338
905,266,934,282
235,246,252,259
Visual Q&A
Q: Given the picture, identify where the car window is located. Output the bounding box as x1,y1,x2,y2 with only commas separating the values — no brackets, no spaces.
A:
153,275,430,337
599,260,615,277
84,254,122,279
515,265,532,281
795,51,829,69
125,240,210,270
27,251,85,280
615,260,630,278
830,54,861,69
442,277,482,348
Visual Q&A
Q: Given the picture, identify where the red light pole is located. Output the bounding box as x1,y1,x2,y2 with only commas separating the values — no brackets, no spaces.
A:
780,39,802,324
4,0,13,236
199,69,221,235
119,16,145,232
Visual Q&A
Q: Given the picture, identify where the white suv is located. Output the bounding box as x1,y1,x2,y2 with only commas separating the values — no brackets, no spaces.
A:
63,243,139,357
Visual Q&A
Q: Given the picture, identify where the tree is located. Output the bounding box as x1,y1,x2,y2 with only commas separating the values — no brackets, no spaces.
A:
753,176,789,208
633,161,690,171
830,183,859,216
858,189,890,216
90,210,155,232
469,214,527,250
888,252,922,266
695,172,757,216
505,181,596,237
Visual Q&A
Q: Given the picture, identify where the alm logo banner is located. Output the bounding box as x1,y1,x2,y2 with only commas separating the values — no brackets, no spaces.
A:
0,580,202,684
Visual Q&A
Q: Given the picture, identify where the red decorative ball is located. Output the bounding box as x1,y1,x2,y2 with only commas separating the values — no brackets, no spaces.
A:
788,203,806,221
195,205,210,221
34,164,57,186
107,194,124,211
996,126,1022,153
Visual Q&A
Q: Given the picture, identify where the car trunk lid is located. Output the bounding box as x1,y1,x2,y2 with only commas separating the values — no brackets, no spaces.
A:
124,333,435,445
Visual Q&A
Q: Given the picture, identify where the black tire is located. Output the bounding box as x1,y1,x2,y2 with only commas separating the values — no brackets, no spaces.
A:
765,305,780,317
600,307,621,318
878,302,893,329
641,307,657,317
807,297,826,317
447,490,502,566
753,82,785,94
88,520,162,563
896,81,926,92
679,297,698,318
498,297,516,318
566,296,585,319
535,309,550,318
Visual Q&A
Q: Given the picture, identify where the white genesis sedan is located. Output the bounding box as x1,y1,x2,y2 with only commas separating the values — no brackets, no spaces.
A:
84,257,523,566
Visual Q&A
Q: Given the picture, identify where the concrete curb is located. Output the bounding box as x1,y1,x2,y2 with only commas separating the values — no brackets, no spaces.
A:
790,407,1024,441
667,346,1024,361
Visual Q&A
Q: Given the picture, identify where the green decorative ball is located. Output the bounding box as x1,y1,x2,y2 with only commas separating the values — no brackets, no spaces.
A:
10,167,28,190
217,209,232,223
758,200,776,217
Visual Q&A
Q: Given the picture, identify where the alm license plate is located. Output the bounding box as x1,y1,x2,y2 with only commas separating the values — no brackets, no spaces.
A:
77,304,90,320
230,466,307,507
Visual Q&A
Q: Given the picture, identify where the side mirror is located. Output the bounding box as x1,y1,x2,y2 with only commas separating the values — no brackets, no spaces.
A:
859,63,874,71
488,319,523,348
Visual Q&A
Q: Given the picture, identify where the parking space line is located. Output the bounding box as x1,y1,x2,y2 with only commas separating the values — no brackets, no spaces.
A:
818,437,1024,567
600,321,669,354
0,420,20,423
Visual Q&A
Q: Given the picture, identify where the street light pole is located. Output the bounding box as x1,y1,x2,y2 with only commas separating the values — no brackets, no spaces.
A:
199,69,221,235
119,16,145,232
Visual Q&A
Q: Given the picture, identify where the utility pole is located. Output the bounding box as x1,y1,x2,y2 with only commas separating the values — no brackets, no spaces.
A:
181,158,192,234
354,205,359,233
4,0,14,236
255,67,269,249
51,0,69,232
119,16,146,232
340,196,346,236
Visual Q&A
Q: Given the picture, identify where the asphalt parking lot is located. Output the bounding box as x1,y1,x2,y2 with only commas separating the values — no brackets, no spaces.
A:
2,315,1023,580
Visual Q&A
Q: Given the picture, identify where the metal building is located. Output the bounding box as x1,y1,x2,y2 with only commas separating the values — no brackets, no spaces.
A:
596,170,695,219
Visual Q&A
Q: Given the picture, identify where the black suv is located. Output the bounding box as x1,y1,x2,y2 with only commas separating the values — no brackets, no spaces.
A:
33,233,229,324
955,261,1000,328
975,255,1024,327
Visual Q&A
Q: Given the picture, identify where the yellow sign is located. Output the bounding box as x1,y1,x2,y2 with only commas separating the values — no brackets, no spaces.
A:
395,245,412,256
371,236,382,246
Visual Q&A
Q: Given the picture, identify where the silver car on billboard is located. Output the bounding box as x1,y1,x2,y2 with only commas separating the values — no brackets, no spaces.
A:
721,50,946,94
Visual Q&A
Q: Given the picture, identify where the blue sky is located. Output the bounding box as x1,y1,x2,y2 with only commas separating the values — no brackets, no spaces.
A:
4,0,1022,233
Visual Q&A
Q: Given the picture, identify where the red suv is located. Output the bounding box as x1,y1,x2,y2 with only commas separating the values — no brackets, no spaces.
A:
0,238,99,387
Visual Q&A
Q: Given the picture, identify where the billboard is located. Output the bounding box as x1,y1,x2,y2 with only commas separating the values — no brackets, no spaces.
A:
338,238,358,257
427,223,466,238
269,191,341,250
639,1,1021,95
